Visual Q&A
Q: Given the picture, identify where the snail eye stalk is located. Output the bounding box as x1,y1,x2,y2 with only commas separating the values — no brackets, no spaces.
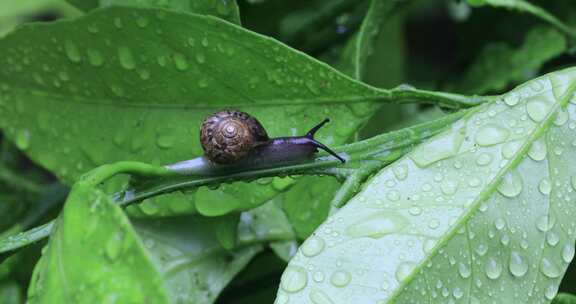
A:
305,118,345,163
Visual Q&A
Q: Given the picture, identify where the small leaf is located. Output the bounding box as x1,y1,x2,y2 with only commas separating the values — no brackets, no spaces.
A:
277,68,576,303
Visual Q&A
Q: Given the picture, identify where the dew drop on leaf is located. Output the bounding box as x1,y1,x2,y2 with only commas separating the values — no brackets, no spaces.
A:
395,262,416,282
346,211,408,238
475,124,510,146
64,40,82,63
476,153,493,166
485,258,502,279
497,170,523,198
562,244,575,263
301,237,325,257
526,99,550,122
508,251,528,277
15,129,30,150
280,266,308,293
544,284,558,301
528,139,547,161
458,262,471,278
309,289,333,304
538,178,551,195
330,270,351,287
540,258,561,278
118,46,136,70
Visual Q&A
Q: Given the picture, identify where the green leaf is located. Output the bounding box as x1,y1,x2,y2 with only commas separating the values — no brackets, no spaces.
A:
0,6,385,185
449,26,566,94
282,176,340,239
131,216,263,303
28,183,170,303
276,68,576,303
338,0,402,80
100,0,242,25
466,0,576,40
554,293,576,304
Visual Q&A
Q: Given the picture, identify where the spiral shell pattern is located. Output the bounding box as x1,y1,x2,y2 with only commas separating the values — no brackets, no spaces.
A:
200,110,268,164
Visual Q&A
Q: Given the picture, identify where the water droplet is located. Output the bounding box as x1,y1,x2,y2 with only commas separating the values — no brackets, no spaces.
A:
280,266,308,293
562,244,575,263
64,40,82,63
494,218,506,230
87,49,105,66
114,17,123,29
386,190,400,202
508,251,528,277
202,37,209,47
536,216,554,232
301,237,325,257
440,180,458,195
485,258,502,279
195,52,206,64
173,53,188,71
502,141,521,159
476,153,493,166
475,124,510,146
540,258,561,278
346,211,408,238
409,205,422,216
504,94,519,106
528,139,547,161
544,284,558,301
105,233,122,260
546,232,559,247
538,178,551,195
571,176,576,191
118,46,136,70
497,170,523,198
453,287,463,299
330,270,351,287
393,165,408,180
458,262,471,278
137,16,149,28
15,129,30,150
554,108,568,126
309,289,333,304
526,99,549,122
395,262,415,282
428,219,440,230
313,271,325,282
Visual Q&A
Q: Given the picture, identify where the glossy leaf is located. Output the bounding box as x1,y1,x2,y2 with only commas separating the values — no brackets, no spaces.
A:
131,216,262,303
100,0,241,24
449,26,566,94
277,68,576,303
28,183,170,303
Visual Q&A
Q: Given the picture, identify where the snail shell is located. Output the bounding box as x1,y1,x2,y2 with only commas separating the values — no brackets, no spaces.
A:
200,110,269,164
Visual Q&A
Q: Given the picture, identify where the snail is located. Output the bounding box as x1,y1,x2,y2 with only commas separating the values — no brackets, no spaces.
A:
200,110,345,167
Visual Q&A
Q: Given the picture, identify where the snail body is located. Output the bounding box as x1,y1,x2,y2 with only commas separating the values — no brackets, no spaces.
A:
200,110,344,167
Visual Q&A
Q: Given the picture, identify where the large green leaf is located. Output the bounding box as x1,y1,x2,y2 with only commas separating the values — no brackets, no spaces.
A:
449,26,566,94
27,180,265,303
65,0,99,12
276,68,576,303
0,6,383,184
100,0,241,24
28,183,170,303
